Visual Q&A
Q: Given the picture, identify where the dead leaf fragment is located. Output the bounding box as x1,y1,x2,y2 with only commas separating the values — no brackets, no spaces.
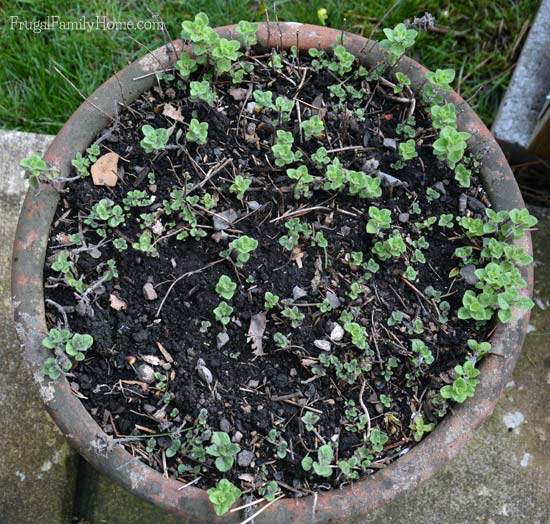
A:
248,312,267,356
291,246,305,268
109,293,127,311
229,87,248,101
156,341,174,363
91,152,119,187
162,103,184,122
213,208,238,231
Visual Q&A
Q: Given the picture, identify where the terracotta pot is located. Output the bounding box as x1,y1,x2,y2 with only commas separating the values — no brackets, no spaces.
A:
11,22,533,523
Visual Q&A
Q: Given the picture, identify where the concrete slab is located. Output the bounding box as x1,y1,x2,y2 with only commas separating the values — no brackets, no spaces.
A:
0,130,78,523
492,0,550,162
75,461,188,524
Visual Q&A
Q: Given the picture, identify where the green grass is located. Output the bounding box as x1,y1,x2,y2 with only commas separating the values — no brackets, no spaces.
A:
0,0,539,134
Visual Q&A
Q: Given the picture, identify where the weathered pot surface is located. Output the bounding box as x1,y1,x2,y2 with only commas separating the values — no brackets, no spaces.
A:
11,22,533,523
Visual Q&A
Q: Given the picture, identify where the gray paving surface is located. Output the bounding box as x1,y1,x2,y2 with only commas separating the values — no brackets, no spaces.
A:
0,130,78,523
492,0,550,161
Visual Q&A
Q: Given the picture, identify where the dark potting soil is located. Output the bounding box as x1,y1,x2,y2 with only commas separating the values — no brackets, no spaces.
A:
43,50,492,497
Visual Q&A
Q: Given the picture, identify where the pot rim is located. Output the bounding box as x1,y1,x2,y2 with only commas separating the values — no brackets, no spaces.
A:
11,22,533,523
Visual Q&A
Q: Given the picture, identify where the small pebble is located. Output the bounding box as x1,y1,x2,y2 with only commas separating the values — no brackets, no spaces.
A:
245,101,256,113
196,358,213,384
503,411,525,430
433,181,446,196
237,450,254,467
467,195,486,213
326,291,341,309
143,282,158,301
383,138,397,150
378,171,404,188
314,339,331,352
89,247,102,259
136,364,155,384
398,212,410,223
233,431,243,443
459,193,468,214
247,200,262,211
292,286,307,300
330,323,344,342
460,264,478,285
363,158,379,174
220,418,232,433
217,332,230,349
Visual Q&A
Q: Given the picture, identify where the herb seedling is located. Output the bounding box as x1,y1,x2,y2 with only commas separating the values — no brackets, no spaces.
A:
140,125,171,153
440,360,480,403
213,301,233,326
211,37,242,74
229,175,251,200
20,153,58,187
373,231,406,261
433,125,471,168
410,414,435,441
369,427,389,453
399,139,417,161
85,198,125,234
123,190,154,209
282,306,305,328
206,431,241,472
266,428,289,458
300,115,325,140
302,443,334,477
301,411,320,431
235,20,258,48
273,332,289,349
259,480,280,501
186,118,209,145
42,328,93,370
454,163,472,188
287,165,314,199
215,275,237,300
273,96,294,123
43,357,63,380
312,146,331,167
423,68,455,104
228,235,258,266
393,71,411,94
431,104,456,129
207,478,241,516
272,130,302,167
189,80,216,105
411,339,434,365
253,90,273,110
366,206,392,235
380,23,418,65
403,266,418,281
323,158,346,190
264,291,280,310
175,53,198,78
132,231,158,256
329,45,355,75
346,170,382,198
344,322,368,350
